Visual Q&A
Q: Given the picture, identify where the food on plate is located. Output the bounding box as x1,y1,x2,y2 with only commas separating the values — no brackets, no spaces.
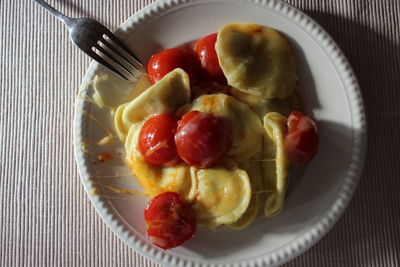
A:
138,113,180,167
112,23,319,249
216,23,297,99
183,94,265,162
124,121,197,202
285,111,319,166
147,46,201,84
262,112,289,216
114,68,190,141
192,159,251,228
194,33,226,83
144,191,196,249
230,159,263,229
175,110,233,169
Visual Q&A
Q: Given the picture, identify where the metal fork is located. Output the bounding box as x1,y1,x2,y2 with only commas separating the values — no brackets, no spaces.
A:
33,0,144,80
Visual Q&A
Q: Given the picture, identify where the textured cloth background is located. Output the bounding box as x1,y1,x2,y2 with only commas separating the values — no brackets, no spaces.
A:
1,0,399,266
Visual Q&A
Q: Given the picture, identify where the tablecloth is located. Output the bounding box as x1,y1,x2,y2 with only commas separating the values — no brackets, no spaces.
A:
1,0,399,266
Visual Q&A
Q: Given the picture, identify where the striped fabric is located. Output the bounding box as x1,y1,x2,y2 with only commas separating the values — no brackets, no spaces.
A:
1,0,399,266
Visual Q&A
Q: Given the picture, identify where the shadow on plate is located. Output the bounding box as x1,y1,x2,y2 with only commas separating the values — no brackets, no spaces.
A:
283,8,400,266
283,33,321,111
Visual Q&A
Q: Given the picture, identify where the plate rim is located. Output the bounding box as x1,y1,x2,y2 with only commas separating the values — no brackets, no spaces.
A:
73,0,367,266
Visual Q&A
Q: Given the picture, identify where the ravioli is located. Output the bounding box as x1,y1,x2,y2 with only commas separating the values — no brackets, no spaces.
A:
91,74,141,109
262,112,288,216
216,24,296,99
114,68,191,141
229,87,299,119
229,158,263,229
192,159,251,228
187,93,264,161
125,122,197,202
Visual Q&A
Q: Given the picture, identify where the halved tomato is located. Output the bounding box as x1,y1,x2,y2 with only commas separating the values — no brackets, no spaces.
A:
146,46,201,84
175,110,232,168
194,33,226,83
144,192,196,250
285,111,319,166
138,114,180,166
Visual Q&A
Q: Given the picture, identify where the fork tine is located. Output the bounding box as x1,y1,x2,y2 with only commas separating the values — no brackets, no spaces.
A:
87,50,129,80
99,38,138,71
94,43,134,76
103,30,142,66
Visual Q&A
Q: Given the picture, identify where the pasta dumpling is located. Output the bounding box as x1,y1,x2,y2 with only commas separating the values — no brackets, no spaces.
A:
115,68,191,141
229,158,263,229
262,112,289,216
192,159,251,228
216,24,296,99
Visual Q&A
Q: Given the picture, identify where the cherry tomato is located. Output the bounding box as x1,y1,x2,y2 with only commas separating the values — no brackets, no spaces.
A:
285,111,319,166
144,192,196,250
138,114,180,166
146,46,201,84
175,110,232,168
194,33,226,83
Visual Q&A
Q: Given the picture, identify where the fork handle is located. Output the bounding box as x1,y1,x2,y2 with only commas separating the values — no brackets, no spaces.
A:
33,0,73,25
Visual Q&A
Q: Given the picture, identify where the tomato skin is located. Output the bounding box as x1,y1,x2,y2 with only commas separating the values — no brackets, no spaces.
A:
285,111,319,166
146,46,201,84
175,111,232,169
138,114,181,166
144,192,196,250
194,33,226,83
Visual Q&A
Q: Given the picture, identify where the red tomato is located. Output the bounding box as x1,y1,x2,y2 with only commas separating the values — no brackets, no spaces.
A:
146,46,201,84
285,111,319,166
138,114,180,166
144,192,196,250
194,33,226,83
175,110,232,169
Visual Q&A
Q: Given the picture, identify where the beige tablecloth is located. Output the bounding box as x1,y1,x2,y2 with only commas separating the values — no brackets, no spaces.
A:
1,0,399,266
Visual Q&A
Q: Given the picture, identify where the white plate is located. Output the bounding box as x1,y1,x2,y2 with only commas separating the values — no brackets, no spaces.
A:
74,0,367,266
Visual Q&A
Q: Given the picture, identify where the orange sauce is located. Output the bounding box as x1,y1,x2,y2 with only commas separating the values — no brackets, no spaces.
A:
97,152,114,162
